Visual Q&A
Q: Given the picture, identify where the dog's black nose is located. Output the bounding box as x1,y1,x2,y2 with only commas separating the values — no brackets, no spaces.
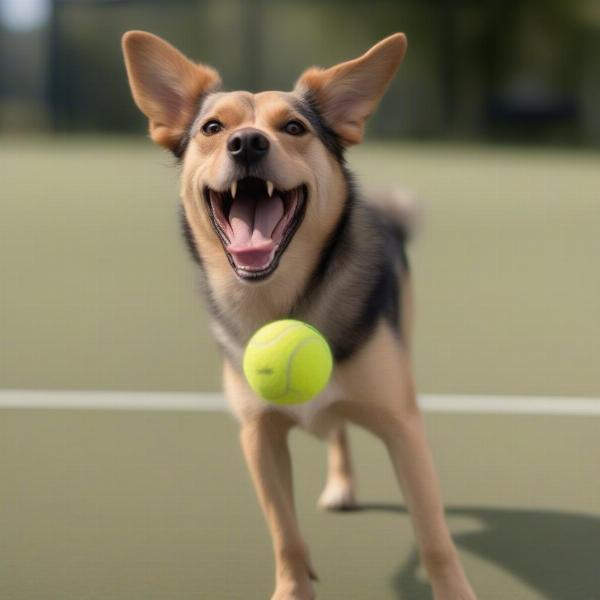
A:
227,128,270,165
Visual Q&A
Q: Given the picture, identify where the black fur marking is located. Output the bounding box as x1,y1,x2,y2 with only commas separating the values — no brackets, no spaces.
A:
330,223,402,361
296,186,406,362
386,221,409,271
294,92,345,163
362,227,401,332
172,130,191,161
332,264,399,362
178,206,202,266
171,91,215,161
303,168,357,296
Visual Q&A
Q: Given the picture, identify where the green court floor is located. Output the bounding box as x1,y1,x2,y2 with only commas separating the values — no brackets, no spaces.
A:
1,138,600,396
0,406,598,600
1,138,599,599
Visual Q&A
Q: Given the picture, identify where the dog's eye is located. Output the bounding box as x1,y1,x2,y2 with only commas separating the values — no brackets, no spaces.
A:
283,120,306,136
202,120,224,136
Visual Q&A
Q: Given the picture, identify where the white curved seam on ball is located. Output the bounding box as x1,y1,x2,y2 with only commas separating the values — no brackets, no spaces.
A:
248,323,306,349
273,337,320,402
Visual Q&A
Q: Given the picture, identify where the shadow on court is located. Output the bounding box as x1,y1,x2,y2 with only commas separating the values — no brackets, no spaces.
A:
342,503,600,600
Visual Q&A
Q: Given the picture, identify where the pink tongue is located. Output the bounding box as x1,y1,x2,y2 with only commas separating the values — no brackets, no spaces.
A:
228,193,284,249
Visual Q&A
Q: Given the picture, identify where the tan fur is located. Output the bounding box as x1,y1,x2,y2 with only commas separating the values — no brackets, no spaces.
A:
122,31,477,600
334,324,476,599
122,31,221,152
180,90,348,339
224,323,476,599
295,33,407,145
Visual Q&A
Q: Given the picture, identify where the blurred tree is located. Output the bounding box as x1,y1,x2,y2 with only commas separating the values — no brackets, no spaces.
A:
1,0,598,145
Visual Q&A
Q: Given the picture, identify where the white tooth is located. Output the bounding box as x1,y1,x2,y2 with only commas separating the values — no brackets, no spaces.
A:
266,180,274,197
231,180,237,199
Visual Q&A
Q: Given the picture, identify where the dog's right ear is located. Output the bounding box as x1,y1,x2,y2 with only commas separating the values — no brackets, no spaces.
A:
122,31,221,154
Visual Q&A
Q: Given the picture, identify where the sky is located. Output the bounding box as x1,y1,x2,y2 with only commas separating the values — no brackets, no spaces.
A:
0,0,51,31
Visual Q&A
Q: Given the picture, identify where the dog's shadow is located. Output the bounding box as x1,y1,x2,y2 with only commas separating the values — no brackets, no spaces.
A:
342,503,600,600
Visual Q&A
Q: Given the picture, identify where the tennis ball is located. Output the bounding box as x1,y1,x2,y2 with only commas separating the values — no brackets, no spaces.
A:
243,320,333,405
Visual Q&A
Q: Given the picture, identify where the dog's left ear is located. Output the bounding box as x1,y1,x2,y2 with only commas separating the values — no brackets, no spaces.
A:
295,33,407,146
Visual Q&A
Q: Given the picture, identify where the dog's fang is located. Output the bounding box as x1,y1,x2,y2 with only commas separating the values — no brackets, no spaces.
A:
231,181,237,199
266,180,274,197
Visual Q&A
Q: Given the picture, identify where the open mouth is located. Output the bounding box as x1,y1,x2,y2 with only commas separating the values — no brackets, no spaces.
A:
204,177,307,281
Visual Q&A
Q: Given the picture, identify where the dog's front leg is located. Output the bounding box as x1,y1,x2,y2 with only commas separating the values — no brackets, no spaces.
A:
337,323,477,600
240,416,316,600
225,362,316,600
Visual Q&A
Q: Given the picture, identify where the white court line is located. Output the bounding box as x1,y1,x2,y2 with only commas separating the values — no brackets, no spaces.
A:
419,394,600,415
0,390,225,411
0,390,599,415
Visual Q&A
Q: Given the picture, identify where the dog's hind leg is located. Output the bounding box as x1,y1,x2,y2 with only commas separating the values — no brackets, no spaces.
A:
224,361,317,600
337,323,477,600
317,425,357,510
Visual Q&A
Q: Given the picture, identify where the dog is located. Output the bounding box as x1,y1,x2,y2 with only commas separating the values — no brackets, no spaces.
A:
122,30,477,600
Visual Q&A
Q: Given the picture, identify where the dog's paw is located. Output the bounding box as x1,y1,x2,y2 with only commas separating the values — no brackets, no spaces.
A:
433,590,477,600
317,478,357,511
271,580,316,600
432,574,478,600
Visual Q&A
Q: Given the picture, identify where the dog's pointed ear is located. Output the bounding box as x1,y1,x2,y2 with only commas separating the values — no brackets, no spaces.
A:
295,33,407,146
122,31,221,153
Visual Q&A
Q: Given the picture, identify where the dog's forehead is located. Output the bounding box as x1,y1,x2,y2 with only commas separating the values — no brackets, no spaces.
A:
197,90,298,120
253,90,298,111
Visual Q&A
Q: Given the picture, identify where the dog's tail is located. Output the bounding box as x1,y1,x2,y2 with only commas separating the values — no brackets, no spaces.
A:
367,186,422,241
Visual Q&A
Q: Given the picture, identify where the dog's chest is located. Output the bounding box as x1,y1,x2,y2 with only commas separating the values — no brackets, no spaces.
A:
278,377,345,437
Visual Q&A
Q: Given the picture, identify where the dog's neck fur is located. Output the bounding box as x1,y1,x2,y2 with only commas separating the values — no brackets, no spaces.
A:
181,178,402,367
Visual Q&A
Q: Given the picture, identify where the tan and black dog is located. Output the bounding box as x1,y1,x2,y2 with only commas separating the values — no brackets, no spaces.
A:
122,30,477,600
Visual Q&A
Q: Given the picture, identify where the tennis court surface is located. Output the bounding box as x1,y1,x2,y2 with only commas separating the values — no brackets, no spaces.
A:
1,138,599,599
0,394,599,600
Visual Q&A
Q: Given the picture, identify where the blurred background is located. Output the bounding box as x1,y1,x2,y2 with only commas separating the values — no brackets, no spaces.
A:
1,0,599,396
3,0,600,142
1,0,600,399
1,3,600,600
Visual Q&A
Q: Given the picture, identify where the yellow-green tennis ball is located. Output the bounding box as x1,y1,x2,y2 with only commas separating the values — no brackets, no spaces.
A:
243,320,333,405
